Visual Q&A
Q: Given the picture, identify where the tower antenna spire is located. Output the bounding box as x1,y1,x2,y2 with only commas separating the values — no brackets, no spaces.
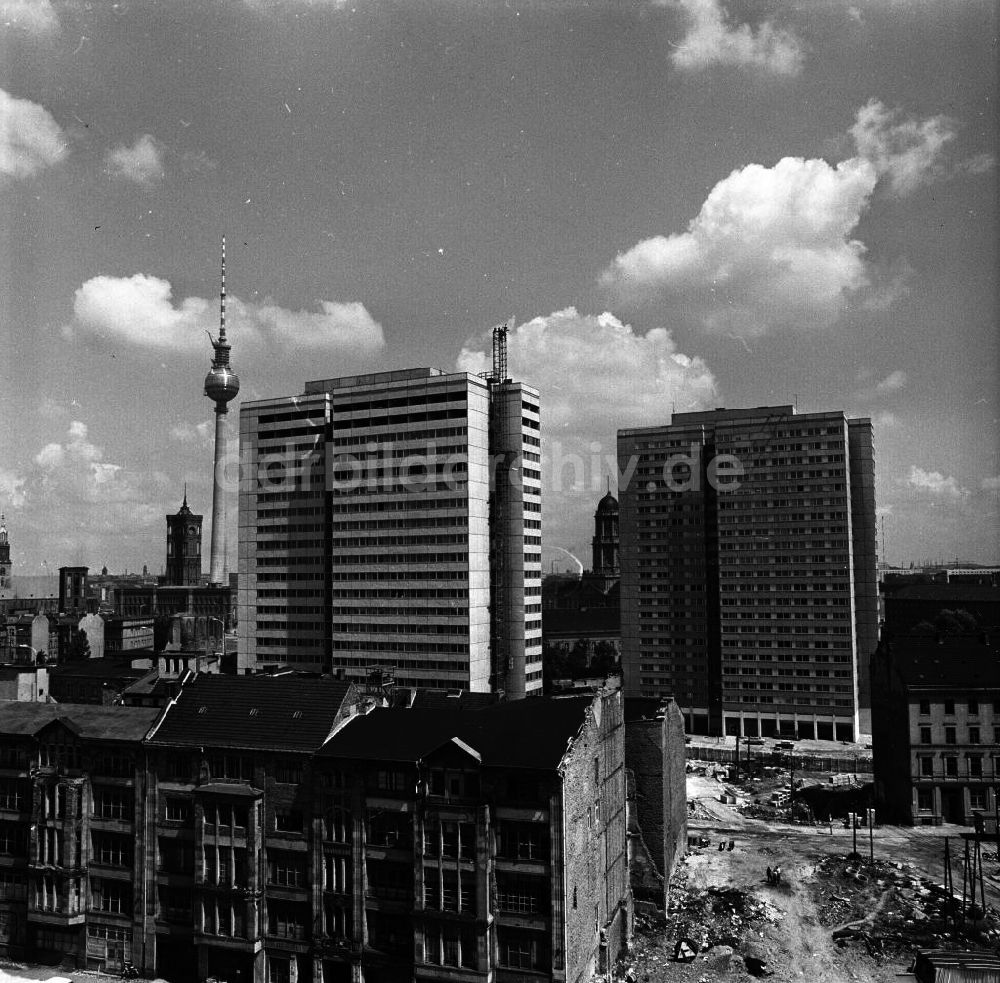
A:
219,234,227,344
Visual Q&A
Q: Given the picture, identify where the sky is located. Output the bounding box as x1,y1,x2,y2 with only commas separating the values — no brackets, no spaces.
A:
0,0,996,579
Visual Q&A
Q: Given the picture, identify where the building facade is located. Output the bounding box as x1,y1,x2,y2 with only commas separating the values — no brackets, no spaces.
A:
618,406,877,740
871,633,1000,826
237,367,542,697
0,516,11,601
0,677,639,983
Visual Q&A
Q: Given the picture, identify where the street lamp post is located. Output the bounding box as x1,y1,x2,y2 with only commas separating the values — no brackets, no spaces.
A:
867,807,875,864
203,616,225,674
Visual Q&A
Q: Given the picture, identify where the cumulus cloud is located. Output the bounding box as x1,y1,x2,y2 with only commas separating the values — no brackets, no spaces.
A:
0,88,67,179
667,0,804,76
105,133,165,186
67,272,386,357
850,99,959,197
906,466,968,500
170,420,214,444
601,100,982,333
872,411,898,430
0,0,59,35
875,370,907,394
602,155,877,334
982,476,1000,492
0,468,26,509
456,308,717,553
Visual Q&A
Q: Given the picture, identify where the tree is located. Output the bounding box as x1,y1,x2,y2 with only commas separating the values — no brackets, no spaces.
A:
65,629,91,662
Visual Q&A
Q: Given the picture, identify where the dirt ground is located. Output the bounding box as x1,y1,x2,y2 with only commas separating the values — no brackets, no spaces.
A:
616,769,1000,983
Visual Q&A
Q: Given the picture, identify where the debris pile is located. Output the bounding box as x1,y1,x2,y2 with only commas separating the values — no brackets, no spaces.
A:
812,855,1000,961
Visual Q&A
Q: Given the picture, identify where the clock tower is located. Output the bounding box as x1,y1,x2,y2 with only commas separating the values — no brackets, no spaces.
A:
165,490,203,586
0,514,11,599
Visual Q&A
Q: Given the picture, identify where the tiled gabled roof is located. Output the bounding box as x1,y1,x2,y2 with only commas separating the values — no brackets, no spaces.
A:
148,674,356,752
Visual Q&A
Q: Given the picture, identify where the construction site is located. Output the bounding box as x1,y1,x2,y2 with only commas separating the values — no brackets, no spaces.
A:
613,738,1000,983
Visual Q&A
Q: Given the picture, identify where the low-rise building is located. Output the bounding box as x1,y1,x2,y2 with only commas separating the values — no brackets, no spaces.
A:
871,632,1000,825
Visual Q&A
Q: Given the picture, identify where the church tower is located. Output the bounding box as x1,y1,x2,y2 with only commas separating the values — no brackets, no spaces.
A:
166,490,203,586
0,515,11,599
591,484,620,589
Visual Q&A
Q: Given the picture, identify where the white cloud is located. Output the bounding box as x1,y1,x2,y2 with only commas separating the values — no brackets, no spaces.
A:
456,308,717,552
872,411,898,430
0,0,59,36
982,476,1000,492
667,0,804,76
0,88,67,179
850,99,958,197
170,420,214,444
601,100,979,333
67,272,386,357
104,133,165,186
0,468,26,508
601,155,877,334
906,466,968,500
875,370,907,394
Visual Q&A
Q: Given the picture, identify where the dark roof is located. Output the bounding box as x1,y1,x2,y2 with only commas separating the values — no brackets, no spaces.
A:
404,689,500,711
883,584,1000,602
884,634,1000,691
0,702,160,742
48,658,149,681
596,491,619,514
148,674,355,752
319,695,594,770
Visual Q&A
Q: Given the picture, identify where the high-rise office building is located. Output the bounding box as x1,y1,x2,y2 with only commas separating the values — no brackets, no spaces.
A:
237,365,542,696
618,406,877,740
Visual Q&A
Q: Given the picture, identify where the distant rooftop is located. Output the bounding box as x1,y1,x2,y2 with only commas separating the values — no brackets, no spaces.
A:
882,633,1000,691
0,702,160,742
304,367,450,393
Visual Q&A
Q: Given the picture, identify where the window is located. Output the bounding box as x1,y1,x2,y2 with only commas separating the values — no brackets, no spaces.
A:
969,756,983,778
164,797,192,824
274,809,303,835
970,788,986,810
375,768,406,792
268,901,307,939
0,822,25,856
208,754,249,781
969,727,981,745
498,822,548,861
919,757,933,777
274,759,303,785
917,788,933,811
944,700,955,715
93,879,130,913
367,810,409,849
945,727,957,746
945,757,958,777
498,930,548,972
268,852,306,888
324,805,351,843
0,780,25,811
158,887,191,924
496,874,547,915
95,833,130,867
969,700,979,716
158,838,193,875
94,787,132,821
920,727,932,745
918,699,931,715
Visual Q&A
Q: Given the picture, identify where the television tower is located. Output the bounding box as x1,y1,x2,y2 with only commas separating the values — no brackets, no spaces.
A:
204,236,240,586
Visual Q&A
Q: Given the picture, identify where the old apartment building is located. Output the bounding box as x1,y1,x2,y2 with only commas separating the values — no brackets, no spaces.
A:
872,632,1000,826
0,675,633,983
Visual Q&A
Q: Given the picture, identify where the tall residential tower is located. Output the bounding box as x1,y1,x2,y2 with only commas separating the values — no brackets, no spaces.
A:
237,344,542,696
618,406,877,740
204,237,240,586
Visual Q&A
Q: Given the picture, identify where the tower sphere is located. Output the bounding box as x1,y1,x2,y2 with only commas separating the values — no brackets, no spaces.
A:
204,363,240,406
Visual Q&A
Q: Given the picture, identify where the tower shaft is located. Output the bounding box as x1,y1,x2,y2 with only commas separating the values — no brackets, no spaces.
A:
208,406,229,586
